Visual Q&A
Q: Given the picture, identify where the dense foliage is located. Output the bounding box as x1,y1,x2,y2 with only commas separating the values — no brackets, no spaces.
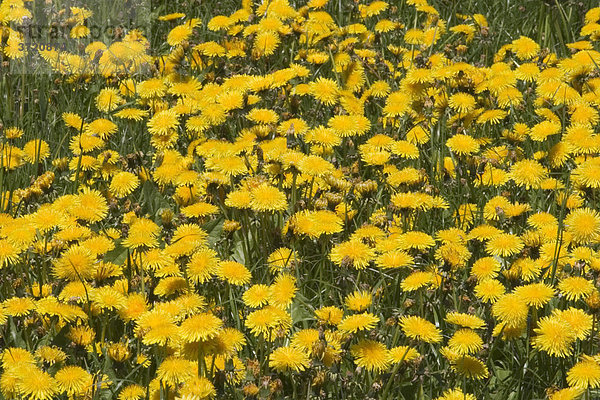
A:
1,0,600,399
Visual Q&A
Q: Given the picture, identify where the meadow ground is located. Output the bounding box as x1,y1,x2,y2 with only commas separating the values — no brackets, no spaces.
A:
1,0,600,399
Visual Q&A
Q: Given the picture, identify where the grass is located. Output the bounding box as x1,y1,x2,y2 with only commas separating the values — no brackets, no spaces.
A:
0,0,600,399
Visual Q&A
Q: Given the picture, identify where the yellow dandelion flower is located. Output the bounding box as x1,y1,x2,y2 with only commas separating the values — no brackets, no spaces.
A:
247,108,279,124
492,293,528,328
245,306,291,339
548,387,583,400
96,88,124,112
514,283,554,308
446,134,480,156
180,312,223,342
267,247,297,272
91,286,126,311
553,308,593,340
186,248,218,284
486,233,524,257
216,260,251,286
558,277,595,301
445,312,486,330
55,366,92,397
253,31,280,57
532,316,576,357
351,339,390,372
448,92,476,114
70,188,108,223
109,171,140,198
511,36,540,59
448,329,483,355
330,240,375,269
435,388,476,400
147,109,179,136
53,245,95,281
34,346,67,366
345,290,372,312
567,355,600,389
401,271,434,291
564,208,600,244
243,284,271,308
0,240,20,267
118,384,145,400
338,312,379,333
156,357,196,386
509,159,548,189
470,257,501,280
387,346,420,363
181,202,219,218
167,23,193,46
22,140,50,163
450,356,489,379
179,376,216,399
314,306,344,326
310,77,339,106
375,250,414,269
136,311,180,346
16,368,58,400
85,118,118,140
268,274,297,308
399,315,442,343
269,346,309,372
249,184,287,212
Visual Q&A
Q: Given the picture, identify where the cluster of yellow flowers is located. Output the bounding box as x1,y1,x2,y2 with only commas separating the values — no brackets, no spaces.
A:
2,0,600,399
